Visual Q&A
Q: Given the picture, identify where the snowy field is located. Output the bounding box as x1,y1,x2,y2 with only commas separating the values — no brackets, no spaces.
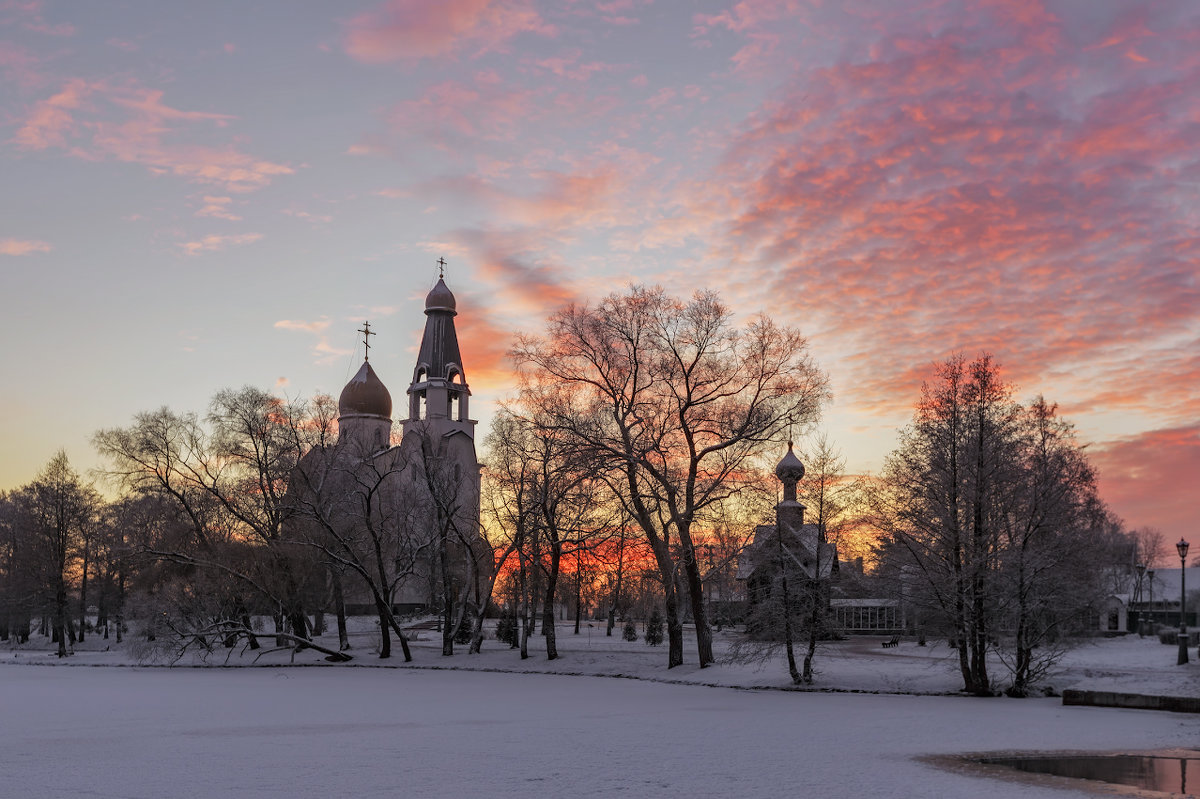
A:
3,665,1199,798
5,626,1200,798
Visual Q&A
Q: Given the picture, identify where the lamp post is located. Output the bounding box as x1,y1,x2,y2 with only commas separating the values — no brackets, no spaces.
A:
1177,538,1190,666
1136,562,1146,636
1148,569,1156,629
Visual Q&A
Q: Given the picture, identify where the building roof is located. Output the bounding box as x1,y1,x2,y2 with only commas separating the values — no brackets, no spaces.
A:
338,360,392,419
774,441,805,482
425,277,457,313
414,278,466,385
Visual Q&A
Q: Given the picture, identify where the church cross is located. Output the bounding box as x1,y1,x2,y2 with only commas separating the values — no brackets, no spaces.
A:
358,320,375,361
437,257,447,279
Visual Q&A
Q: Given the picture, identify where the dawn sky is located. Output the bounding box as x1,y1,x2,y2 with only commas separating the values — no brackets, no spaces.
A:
1,0,1197,547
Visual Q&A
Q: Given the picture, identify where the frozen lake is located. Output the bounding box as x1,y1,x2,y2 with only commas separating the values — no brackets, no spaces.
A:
3,665,1198,798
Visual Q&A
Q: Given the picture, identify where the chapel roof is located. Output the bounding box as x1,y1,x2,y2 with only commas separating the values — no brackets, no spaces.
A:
339,360,392,419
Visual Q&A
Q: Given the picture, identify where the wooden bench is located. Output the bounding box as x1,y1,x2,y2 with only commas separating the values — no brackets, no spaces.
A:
881,635,900,648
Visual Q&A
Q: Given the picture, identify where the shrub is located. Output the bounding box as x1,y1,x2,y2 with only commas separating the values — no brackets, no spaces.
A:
622,619,638,642
645,609,664,646
496,614,518,646
454,614,474,645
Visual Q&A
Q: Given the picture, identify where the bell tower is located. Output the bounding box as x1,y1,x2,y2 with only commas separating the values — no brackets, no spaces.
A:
403,276,473,437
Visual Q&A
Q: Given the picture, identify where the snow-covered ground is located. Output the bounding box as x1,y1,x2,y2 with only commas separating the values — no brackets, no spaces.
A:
5,625,1200,798
9,618,1200,698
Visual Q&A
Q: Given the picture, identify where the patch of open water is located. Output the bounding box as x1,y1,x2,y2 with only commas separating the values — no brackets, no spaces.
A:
981,753,1200,795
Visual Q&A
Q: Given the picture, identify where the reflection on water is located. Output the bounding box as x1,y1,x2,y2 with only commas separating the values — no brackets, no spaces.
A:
982,754,1200,795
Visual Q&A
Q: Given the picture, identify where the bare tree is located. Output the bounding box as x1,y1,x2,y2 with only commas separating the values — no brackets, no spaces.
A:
870,354,1021,695
284,432,419,661
995,397,1107,695
513,286,828,668
14,452,100,657
93,390,339,655
795,433,854,683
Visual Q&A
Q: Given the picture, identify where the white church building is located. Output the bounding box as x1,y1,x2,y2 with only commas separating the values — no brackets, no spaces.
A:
286,276,487,615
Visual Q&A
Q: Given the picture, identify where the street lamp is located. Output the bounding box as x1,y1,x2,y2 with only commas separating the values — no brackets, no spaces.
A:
1136,563,1146,636
1148,569,1156,628
1177,538,1190,666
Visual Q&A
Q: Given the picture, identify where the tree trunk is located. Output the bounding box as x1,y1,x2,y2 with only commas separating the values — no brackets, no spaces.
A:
375,596,392,659
440,550,454,657
332,571,350,651
115,568,125,644
54,575,68,658
78,540,89,644
544,543,561,659
664,588,683,668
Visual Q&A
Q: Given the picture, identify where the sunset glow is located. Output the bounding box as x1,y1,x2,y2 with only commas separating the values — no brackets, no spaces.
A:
1,0,1196,544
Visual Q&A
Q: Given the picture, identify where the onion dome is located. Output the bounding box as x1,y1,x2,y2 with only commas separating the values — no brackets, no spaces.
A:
339,361,392,418
775,441,806,482
425,278,457,314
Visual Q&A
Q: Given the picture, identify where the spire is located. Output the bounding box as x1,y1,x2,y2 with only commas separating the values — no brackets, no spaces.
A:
417,276,463,378
775,440,806,503
408,273,471,425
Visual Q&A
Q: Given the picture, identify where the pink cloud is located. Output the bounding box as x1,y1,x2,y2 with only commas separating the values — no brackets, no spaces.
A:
343,0,553,63
274,316,352,364
12,80,293,193
674,1,1200,431
275,317,332,334
0,0,74,36
390,76,542,142
1092,425,1200,542
196,196,241,221
0,238,51,255
11,78,90,149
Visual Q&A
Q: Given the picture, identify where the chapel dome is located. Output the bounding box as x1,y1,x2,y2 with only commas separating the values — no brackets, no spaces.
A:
425,278,457,313
775,442,806,482
339,361,392,418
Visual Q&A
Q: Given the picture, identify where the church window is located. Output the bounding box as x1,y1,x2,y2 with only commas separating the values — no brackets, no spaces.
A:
418,392,427,420
416,367,427,384
450,394,460,421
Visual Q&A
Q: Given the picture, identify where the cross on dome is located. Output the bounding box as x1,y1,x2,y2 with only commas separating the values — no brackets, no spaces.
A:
357,320,375,361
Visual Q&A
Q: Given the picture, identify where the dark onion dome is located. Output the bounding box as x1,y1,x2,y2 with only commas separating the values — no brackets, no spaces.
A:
775,441,806,482
339,360,392,418
425,278,457,314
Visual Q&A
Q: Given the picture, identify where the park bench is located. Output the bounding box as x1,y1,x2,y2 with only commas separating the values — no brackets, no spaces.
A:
881,635,900,648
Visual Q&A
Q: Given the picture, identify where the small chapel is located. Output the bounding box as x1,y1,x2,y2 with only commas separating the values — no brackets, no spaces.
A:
738,443,839,635
287,273,486,616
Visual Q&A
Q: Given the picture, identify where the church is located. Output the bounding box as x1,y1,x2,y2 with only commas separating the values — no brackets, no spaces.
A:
285,275,487,626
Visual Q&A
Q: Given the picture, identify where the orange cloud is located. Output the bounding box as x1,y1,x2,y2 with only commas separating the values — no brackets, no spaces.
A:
343,0,553,63
0,238,51,255
178,232,262,256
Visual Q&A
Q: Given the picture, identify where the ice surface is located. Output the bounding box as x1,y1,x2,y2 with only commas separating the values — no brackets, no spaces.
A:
3,665,1198,799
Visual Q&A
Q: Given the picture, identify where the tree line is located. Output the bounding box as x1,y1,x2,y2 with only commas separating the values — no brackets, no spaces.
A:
0,287,1160,696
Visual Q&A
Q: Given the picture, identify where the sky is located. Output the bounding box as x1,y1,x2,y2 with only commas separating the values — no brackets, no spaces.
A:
1,0,1197,548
